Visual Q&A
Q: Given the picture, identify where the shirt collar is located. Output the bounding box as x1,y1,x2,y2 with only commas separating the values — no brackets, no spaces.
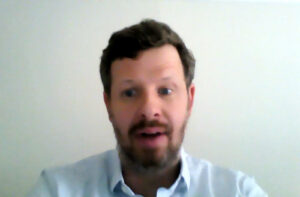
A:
179,147,191,190
109,150,124,192
109,147,191,192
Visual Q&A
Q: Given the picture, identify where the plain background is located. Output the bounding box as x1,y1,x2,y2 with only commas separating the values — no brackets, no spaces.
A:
1,1,299,197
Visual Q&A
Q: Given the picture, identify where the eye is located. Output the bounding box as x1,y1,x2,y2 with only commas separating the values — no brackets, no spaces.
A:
158,88,172,95
122,89,137,98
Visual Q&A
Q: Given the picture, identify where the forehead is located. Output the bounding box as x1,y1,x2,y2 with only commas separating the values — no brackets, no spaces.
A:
110,44,184,83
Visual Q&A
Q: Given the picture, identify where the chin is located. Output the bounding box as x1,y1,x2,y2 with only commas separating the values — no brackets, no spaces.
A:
118,143,181,174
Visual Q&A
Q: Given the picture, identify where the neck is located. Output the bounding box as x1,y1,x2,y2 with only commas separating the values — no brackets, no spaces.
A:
122,158,181,197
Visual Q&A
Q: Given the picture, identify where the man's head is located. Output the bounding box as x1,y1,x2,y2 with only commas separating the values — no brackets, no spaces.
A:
100,19,195,97
100,19,195,173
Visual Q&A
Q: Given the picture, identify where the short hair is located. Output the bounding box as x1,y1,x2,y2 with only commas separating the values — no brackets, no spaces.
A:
100,19,195,96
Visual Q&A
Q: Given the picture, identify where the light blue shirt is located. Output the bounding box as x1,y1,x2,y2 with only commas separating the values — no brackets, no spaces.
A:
27,149,268,197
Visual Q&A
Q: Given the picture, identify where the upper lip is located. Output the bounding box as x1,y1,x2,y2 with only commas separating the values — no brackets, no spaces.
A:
136,127,165,135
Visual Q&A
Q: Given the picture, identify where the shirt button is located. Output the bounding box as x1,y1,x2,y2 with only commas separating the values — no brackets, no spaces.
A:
157,188,170,197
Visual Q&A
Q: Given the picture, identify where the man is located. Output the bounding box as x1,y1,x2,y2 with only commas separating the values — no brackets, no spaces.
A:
27,19,268,197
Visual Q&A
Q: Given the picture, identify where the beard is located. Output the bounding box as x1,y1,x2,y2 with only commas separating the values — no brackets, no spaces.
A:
111,115,189,174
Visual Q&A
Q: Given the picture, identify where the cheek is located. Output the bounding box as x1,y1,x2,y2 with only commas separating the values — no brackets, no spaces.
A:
111,105,134,134
168,96,188,119
166,98,189,134
172,110,187,132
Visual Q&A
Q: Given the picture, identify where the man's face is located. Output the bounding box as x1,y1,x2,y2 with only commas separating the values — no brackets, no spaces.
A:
104,44,195,171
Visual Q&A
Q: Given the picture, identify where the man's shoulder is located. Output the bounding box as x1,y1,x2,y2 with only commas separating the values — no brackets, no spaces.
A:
27,150,118,197
185,152,245,178
185,153,245,177
42,149,117,184
183,152,268,196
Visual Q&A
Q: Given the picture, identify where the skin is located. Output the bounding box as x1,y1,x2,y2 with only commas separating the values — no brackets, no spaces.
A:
104,44,195,197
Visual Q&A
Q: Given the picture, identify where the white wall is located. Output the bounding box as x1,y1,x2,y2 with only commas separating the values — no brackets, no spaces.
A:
1,1,299,197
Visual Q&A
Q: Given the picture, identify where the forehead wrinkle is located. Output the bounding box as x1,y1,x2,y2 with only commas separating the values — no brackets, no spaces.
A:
160,76,172,81
115,69,181,89
117,65,176,80
121,79,135,84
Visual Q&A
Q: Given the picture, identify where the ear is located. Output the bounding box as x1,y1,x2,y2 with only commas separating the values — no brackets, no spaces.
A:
187,83,195,116
103,92,112,122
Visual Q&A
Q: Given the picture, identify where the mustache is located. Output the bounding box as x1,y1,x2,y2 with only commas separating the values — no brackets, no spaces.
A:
128,119,170,136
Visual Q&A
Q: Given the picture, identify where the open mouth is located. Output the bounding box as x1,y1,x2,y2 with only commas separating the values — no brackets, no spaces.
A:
135,126,166,138
134,128,167,148
139,132,163,138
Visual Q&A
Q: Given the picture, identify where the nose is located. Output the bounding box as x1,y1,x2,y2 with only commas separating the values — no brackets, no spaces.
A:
139,91,161,120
